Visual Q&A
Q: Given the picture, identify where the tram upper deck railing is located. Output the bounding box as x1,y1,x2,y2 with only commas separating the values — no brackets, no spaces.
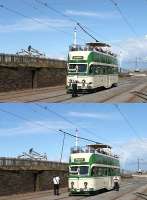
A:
0,53,66,68
70,146,119,159
69,45,117,57
0,157,68,171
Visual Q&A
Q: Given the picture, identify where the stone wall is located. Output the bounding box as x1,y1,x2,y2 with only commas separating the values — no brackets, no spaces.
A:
0,67,66,92
0,54,67,92
0,170,68,196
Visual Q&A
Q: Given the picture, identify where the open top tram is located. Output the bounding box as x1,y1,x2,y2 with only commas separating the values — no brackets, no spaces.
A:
67,40,118,93
68,144,120,195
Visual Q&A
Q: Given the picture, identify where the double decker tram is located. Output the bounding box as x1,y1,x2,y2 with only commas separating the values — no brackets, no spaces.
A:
68,144,120,195
67,42,118,93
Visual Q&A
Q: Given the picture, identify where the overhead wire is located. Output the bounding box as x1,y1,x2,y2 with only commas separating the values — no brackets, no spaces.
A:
0,105,128,158
21,0,87,43
35,0,77,23
32,103,129,157
114,104,143,142
0,107,100,144
109,0,138,37
34,103,112,144
33,0,124,58
0,4,73,37
34,0,100,42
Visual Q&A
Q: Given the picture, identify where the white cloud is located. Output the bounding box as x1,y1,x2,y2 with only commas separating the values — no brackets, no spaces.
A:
68,111,120,120
0,18,72,33
112,36,147,68
65,10,119,19
114,139,147,170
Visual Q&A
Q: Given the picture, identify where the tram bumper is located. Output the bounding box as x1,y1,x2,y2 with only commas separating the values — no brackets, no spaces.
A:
66,84,93,94
69,188,95,196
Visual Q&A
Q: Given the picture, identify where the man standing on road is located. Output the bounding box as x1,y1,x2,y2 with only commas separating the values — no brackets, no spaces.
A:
113,176,120,191
72,81,78,97
53,176,60,195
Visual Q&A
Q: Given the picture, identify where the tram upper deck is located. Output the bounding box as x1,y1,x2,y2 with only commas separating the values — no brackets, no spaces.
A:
69,42,117,57
70,144,119,159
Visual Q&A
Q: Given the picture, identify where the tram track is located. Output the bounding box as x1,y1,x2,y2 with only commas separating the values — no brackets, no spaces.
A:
0,87,65,102
0,77,146,103
0,85,65,102
130,91,147,102
1,179,147,200
134,192,147,200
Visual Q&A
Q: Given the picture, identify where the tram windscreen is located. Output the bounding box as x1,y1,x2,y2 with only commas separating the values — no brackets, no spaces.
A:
70,166,89,175
70,166,79,175
68,64,87,73
80,166,89,175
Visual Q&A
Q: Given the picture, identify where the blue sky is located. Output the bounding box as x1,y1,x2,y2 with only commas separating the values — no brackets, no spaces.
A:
0,0,147,68
0,103,147,171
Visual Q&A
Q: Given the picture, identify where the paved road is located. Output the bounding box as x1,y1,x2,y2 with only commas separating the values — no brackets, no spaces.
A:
0,177,147,200
0,77,147,103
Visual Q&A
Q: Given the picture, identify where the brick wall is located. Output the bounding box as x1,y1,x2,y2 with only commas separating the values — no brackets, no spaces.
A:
0,170,68,196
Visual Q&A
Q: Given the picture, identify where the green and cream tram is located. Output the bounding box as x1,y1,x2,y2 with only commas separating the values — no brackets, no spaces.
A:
67,42,118,93
68,144,120,195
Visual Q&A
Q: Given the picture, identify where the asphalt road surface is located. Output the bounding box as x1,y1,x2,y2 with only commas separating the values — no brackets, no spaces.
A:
0,77,147,103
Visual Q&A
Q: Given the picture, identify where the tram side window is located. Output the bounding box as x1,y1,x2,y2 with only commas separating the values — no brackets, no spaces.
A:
89,65,95,75
91,166,98,176
89,65,101,75
103,67,108,75
91,167,108,177
114,67,118,74
95,67,101,75
108,67,113,74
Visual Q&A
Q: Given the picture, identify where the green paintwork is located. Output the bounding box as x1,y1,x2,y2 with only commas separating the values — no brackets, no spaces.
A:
69,153,120,178
89,154,120,166
67,51,118,76
68,51,118,65
70,154,120,166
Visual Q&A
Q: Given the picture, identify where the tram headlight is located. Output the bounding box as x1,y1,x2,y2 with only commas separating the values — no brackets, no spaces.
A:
71,182,74,189
84,182,88,189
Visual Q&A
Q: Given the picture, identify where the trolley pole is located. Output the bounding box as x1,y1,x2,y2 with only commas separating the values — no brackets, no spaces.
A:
60,132,66,163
